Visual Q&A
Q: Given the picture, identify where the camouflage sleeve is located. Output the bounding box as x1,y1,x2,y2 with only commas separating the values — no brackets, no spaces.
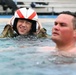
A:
0,24,14,38
37,28,51,38
37,28,47,38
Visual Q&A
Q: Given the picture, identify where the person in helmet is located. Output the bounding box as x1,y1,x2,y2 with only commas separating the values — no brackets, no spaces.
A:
0,7,48,38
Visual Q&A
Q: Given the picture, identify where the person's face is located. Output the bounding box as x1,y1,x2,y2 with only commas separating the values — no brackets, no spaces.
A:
17,19,32,35
51,14,75,44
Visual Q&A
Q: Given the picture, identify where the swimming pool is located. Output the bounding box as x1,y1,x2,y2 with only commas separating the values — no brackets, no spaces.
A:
0,16,76,75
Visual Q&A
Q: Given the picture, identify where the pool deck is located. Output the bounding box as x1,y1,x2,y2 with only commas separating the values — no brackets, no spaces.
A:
0,15,56,23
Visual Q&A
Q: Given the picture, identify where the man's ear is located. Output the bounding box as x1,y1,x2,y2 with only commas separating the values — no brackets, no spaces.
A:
74,30,76,38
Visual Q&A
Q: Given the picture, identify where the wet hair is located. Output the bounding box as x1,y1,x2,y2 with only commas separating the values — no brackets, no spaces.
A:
59,11,76,29
13,18,36,35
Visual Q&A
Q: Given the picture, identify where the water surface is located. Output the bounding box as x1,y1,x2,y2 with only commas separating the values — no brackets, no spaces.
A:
0,22,76,75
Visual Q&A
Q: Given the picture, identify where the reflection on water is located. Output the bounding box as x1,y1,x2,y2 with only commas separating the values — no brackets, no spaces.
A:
0,23,76,75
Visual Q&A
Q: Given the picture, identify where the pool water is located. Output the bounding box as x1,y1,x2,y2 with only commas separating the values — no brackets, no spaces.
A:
0,22,76,75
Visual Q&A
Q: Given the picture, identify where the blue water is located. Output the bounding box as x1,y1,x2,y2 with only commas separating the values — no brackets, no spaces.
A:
0,15,57,18
0,16,76,75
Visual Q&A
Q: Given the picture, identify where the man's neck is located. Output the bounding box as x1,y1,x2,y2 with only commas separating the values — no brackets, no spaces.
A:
55,43,76,52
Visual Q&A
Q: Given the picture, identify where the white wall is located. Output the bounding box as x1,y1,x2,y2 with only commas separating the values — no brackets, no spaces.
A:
0,0,76,14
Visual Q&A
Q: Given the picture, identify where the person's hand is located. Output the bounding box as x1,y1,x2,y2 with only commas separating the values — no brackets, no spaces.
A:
7,16,14,25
